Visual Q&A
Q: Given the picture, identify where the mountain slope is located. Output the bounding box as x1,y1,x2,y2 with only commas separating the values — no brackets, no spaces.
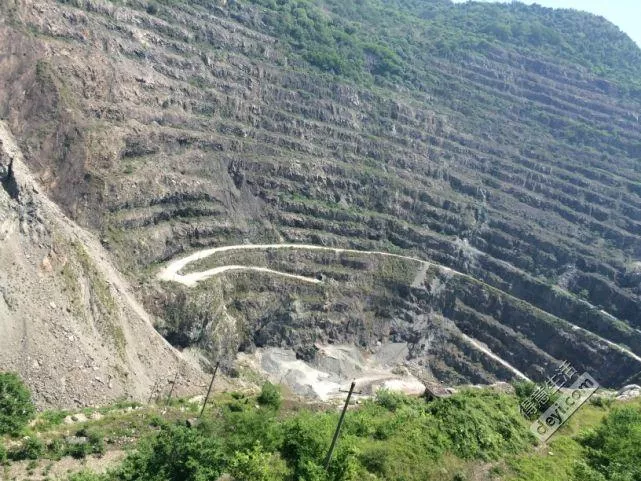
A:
1,0,640,393
0,120,204,407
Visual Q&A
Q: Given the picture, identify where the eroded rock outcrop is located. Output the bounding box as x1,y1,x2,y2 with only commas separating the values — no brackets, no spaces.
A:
0,121,205,407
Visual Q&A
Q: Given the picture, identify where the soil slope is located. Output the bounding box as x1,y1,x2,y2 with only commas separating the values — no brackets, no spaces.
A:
0,120,205,407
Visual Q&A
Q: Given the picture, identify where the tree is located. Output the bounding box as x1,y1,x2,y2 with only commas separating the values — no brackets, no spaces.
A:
0,372,35,435
257,382,282,410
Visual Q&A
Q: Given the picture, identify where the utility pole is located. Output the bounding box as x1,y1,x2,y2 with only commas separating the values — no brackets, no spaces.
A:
147,379,159,404
165,371,179,407
324,381,356,471
199,362,220,419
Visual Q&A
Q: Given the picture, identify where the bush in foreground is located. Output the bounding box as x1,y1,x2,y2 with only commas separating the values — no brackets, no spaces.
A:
229,443,288,481
61,389,543,481
0,372,35,435
115,423,226,481
258,382,282,410
9,436,45,461
574,405,641,480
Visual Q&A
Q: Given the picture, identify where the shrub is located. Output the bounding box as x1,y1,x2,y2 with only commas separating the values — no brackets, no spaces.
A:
222,409,284,454
575,405,641,480
589,396,613,409
36,409,69,431
358,446,388,475
512,380,536,402
228,443,289,481
65,428,105,459
84,428,106,456
0,443,7,465
375,389,410,412
228,401,246,412
9,436,45,460
47,438,66,460
148,414,165,428
220,409,283,454
295,460,328,481
343,402,387,437
113,423,226,481
0,372,35,435
280,411,338,479
67,470,107,481
146,2,158,15
256,406,361,480
426,390,532,460
512,380,559,416
257,382,282,410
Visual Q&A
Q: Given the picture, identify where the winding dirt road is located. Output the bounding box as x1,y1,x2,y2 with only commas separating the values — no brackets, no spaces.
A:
157,243,449,286
157,243,641,371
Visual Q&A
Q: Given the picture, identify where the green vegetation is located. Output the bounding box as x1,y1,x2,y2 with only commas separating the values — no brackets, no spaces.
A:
575,405,641,480
1,377,639,481
116,422,226,480
9,436,45,461
258,382,283,410
65,427,106,459
512,380,561,419
0,372,35,436
229,442,289,481
34,409,71,432
108,0,641,95
5,425,105,462
241,0,400,79
506,435,584,481
224,0,641,95
34,389,538,481
504,400,641,481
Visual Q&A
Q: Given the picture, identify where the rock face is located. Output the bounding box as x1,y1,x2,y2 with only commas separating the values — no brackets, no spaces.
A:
241,344,427,401
0,0,640,394
151,248,640,387
616,384,641,401
0,120,204,407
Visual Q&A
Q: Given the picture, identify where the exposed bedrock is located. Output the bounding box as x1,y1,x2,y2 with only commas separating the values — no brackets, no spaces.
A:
1,0,640,390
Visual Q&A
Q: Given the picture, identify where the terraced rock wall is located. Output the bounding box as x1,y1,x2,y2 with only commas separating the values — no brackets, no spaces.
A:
1,0,640,387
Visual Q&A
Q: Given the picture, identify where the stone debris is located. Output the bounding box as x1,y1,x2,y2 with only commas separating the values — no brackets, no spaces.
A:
616,384,641,401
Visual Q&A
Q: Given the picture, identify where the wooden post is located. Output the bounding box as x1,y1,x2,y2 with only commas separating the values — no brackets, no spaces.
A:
324,381,356,471
165,371,179,407
199,362,220,419
147,379,159,405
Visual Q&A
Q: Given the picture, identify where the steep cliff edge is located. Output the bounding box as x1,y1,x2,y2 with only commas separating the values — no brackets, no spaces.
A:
0,121,205,407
